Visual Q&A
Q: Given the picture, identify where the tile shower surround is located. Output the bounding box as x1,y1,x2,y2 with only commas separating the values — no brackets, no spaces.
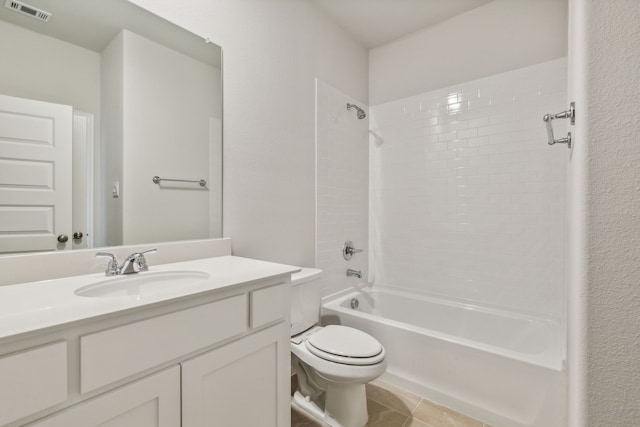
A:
369,58,567,319
316,79,369,297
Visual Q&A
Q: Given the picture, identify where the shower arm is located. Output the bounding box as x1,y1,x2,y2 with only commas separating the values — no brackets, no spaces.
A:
346,103,366,119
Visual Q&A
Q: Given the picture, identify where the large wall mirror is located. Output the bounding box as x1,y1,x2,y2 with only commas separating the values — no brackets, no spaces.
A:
0,0,222,254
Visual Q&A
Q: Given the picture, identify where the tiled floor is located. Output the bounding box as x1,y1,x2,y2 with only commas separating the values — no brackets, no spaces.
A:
291,378,494,427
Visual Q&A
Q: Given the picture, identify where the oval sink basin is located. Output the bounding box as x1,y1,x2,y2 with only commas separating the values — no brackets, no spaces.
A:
75,270,211,298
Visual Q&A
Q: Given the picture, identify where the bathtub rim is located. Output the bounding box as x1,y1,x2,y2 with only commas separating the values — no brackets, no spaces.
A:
322,282,564,323
322,285,565,372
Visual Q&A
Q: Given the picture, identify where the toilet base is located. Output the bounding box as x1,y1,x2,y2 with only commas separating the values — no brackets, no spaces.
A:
292,385,369,427
292,391,339,426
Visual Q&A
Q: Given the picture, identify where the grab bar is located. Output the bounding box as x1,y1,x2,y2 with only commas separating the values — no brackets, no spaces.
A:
543,102,575,149
152,175,207,187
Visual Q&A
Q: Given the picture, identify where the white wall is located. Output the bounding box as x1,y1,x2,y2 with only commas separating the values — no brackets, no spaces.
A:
121,30,220,245
0,20,100,114
316,79,369,297
568,1,640,426
129,0,369,267
101,32,125,247
369,0,568,106
566,1,586,425
101,30,221,246
209,117,223,239
370,59,567,319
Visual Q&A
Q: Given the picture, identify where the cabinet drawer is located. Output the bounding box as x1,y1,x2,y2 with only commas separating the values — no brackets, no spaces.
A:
0,341,67,425
80,294,247,393
28,366,180,427
250,283,288,328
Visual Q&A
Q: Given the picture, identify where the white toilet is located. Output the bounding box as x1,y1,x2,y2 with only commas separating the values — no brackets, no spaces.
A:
290,268,386,427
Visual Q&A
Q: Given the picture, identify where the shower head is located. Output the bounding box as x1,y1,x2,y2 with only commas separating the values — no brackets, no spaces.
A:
346,103,367,120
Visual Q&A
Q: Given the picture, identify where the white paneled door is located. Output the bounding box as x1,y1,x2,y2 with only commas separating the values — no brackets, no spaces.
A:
0,94,73,253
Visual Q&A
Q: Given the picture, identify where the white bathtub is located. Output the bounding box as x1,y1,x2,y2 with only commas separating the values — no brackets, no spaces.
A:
322,287,566,427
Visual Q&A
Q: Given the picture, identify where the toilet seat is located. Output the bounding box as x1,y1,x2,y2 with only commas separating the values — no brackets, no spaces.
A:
305,325,385,366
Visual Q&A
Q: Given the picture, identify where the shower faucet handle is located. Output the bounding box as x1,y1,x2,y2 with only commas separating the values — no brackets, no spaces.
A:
343,240,363,260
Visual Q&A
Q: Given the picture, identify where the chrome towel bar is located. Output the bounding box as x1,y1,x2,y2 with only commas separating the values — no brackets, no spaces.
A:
152,176,207,187
544,102,575,149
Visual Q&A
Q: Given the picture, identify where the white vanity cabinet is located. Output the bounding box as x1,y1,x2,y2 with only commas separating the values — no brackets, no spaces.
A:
28,366,181,427
0,264,293,427
0,342,68,426
182,322,289,427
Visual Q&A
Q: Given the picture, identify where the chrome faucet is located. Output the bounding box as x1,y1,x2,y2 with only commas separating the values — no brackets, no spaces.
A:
346,269,362,279
96,248,157,276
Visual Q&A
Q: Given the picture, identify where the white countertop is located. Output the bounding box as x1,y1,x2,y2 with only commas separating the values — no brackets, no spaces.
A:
0,255,299,342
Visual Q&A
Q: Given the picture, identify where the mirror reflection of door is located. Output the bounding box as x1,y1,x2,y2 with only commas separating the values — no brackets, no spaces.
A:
0,94,72,253
72,111,94,250
0,2,223,252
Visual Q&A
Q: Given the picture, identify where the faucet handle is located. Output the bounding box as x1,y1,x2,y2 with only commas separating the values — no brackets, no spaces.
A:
96,252,119,276
136,248,157,271
343,240,364,260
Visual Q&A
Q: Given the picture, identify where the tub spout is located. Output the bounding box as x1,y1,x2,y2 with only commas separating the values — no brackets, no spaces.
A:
346,269,362,279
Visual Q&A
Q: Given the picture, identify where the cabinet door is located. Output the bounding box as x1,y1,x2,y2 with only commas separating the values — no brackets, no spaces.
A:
182,323,290,427
28,366,180,427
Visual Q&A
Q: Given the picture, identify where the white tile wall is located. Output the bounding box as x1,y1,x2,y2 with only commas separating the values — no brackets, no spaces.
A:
369,58,567,319
316,79,369,297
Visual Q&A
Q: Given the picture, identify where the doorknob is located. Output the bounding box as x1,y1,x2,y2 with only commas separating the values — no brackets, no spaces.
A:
73,232,84,240
57,234,69,243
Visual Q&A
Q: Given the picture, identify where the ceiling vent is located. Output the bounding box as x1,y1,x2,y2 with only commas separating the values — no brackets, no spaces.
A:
4,0,52,22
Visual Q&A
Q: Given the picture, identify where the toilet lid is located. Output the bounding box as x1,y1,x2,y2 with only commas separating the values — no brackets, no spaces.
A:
306,325,383,358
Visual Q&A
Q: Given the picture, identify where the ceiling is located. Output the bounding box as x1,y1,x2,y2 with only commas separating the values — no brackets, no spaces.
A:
310,0,494,49
0,0,220,66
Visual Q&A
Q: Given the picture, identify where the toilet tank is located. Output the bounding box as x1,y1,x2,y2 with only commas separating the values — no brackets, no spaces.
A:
290,268,323,336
